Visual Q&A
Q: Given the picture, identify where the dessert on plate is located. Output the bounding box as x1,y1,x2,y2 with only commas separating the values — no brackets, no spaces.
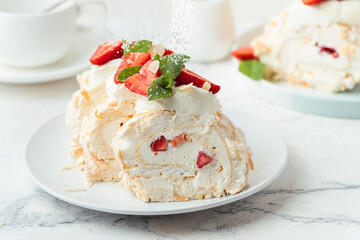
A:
232,0,360,92
66,40,254,202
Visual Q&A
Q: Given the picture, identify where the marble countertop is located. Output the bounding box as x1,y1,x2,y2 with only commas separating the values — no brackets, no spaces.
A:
1,29,360,240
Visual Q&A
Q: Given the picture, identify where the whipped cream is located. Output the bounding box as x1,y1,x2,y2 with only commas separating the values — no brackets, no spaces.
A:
134,84,220,124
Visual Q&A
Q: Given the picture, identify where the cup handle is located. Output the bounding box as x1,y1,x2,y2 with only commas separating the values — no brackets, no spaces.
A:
76,2,107,33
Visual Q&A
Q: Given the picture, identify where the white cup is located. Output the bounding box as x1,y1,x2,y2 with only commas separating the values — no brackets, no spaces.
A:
170,0,235,62
0,0,106,68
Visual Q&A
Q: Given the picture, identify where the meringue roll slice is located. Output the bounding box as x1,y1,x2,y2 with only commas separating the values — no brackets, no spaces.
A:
242,0,360,92
66,40,253,201
115,85,253,202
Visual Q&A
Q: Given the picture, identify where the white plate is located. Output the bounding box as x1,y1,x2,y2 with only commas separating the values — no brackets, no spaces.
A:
232,25,360,119
24,107,287,215
0,31,105,84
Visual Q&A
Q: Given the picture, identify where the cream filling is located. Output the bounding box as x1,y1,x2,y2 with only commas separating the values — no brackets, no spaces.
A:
115,111,249,202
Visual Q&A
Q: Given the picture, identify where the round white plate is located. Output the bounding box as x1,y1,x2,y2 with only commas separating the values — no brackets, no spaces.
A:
24,107,287,215
0,31,105,84
232,25,360,119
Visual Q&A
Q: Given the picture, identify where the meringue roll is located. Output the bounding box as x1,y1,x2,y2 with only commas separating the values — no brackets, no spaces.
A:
66,40,253,202
251,0,360,92
115,85,253,202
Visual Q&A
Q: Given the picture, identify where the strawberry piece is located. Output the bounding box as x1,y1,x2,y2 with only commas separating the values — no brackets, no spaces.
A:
150,135,168,152
90,41,123,66
196,151,213,169
315,42,339,58
124,60,161,95
163,49,174,56
139,60,161,84
171,134,185,148
302,0,323,5
175,68,220,94
114,52,152,84
231,46,258,61
124,74,148,96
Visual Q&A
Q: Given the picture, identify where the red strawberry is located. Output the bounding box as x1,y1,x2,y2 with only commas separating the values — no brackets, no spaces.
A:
124,73,148,96
315,42,339,58
302,0,323,5
231,46,258,61
150,135,168,152
171,134,185,148
196,151,213,169
163,49,174,56
90,41,123,66
175,68,220,94
124,60,161,95
139,60,161,84
114,52,151,84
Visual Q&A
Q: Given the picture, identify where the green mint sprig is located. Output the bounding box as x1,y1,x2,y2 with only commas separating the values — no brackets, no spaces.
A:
117,65,142,82
148,53,190,101
123,40,152,57
238,60,265,80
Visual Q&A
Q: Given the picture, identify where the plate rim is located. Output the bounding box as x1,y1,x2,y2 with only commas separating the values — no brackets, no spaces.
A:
24,111,288,215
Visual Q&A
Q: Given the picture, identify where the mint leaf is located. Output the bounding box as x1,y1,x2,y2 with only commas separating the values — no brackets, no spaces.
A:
153,54,161,61
158,54,190,80
148,81,173,100
154,75,176,89
147,53,190,101
123,40,152,57
239,60,265,80
116,65,142,82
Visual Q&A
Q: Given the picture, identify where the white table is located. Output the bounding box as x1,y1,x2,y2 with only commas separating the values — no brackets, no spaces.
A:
1,27,360,240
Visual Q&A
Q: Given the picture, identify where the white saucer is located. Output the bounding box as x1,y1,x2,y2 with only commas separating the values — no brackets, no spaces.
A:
232,25,360,119
24,107,287,215
0,31,105,84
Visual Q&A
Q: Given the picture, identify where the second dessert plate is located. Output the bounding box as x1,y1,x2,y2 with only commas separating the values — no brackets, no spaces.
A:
232,25,360,119
24,107,287,215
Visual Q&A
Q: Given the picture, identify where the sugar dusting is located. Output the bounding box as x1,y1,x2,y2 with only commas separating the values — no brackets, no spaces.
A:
105,0,200,53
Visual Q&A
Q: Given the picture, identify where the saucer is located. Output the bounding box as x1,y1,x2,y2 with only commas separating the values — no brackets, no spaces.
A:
0,30,105,84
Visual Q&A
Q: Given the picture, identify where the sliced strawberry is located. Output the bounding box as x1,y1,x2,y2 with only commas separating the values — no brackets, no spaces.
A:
163,49,174,56
302,0,323,5
124,60,161,95
90,41,123,66
150,135,168,152
171,134,185,148
315,42,339,58
175,68,220,94
114,52,151,84
139,60,161,85
231,46,258,61
196,151,213,169
124,73,148,96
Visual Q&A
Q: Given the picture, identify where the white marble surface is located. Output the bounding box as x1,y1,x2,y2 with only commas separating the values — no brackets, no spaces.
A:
1,23,360,240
